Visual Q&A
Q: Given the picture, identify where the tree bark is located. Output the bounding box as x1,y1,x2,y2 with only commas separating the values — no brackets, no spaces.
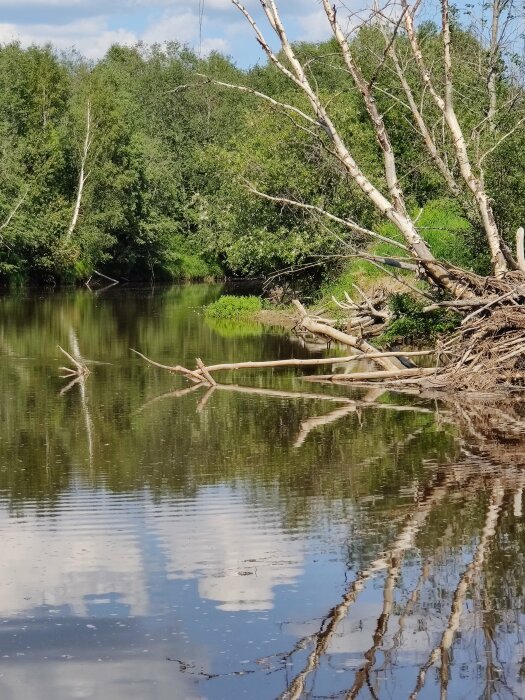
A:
66,99,92,240
402,0,508,275
229,0,473,297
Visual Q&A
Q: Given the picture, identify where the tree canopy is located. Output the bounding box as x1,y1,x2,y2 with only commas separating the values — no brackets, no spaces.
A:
0,10,524,285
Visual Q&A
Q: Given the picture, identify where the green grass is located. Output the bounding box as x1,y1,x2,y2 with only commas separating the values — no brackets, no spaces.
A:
205,317,264,338
320,198,489,305
376,198,489,273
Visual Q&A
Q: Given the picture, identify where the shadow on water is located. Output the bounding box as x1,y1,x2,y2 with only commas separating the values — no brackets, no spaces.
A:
0,285,524,699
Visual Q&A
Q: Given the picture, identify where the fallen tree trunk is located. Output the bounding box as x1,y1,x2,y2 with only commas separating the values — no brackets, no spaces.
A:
133,283,525,394
304,368,436,383
292,300,405,371
131,344,431,384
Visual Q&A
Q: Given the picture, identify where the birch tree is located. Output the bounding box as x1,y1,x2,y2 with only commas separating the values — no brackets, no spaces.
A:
66,98,92,240
218,0,525,287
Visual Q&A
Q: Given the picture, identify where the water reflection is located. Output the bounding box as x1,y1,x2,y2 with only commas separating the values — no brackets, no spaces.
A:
0,286,524,698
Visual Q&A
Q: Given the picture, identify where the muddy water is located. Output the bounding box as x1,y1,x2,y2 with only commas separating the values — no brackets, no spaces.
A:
0,285,523,699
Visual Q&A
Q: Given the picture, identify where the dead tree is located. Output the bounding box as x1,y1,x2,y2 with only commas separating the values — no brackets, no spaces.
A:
66,98,92,240
165,0,525,391
212,0,524,287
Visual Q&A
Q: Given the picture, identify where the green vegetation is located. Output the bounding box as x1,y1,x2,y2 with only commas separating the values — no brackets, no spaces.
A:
319,198,489,305
379,294,460,345
205,295,263,320
0,21,523,288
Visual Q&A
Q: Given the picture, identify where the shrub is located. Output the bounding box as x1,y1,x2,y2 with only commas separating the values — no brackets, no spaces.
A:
380,293,459,345
204,295,263,320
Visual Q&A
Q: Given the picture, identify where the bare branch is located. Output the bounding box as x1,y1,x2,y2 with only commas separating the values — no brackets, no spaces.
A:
228,0,473,297
190,75,319,127
244,182,410,251
385,37,462,198
0,188,28,239
401,0,509,274
479,115,525,164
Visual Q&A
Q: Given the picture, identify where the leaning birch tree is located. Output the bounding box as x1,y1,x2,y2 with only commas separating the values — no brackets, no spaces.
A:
66,98,93,240
210,0,525,289
145,0,525,391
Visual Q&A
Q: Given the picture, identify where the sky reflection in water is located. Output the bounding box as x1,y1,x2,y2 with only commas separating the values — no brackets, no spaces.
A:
0,285,523,699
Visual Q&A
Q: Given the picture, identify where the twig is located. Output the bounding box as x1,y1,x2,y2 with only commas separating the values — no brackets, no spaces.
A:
58,345,90,378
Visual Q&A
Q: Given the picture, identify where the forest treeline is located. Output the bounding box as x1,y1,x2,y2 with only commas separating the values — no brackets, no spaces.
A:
0,23,524,284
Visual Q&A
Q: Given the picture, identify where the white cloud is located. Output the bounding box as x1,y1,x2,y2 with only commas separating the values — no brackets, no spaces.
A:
0,10,230,59
0,658,198,700
297,9,332,42
0,1,348,62
141,10,200,45
0,493,149,617
200,36,229,53
0,485,303,617
0,18,137,59
141,10,230,55
153,487,304,611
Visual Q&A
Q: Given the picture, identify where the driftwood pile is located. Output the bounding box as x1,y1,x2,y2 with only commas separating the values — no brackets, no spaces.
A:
330,286,391,337
432,306,525,392
131,272,525,396
453,397,525,466
297,276,525,393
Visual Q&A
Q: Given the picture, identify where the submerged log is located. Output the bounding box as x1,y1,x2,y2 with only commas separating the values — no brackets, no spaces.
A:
131,348,433,383
292,299,404,371
303,367,436,382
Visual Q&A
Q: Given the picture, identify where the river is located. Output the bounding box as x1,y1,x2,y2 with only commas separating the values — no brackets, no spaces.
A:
0,284,523,699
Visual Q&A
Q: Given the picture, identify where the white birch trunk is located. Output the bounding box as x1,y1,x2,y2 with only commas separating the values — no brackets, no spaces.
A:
65,100,92,241
402,0,507,275
232,0,470,296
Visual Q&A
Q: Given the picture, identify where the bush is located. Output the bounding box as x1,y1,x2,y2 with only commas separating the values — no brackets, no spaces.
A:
380,293,459,345
204,295,263,320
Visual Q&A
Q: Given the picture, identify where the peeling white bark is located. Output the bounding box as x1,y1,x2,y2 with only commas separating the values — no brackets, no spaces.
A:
230,0,470,297
402,0,508,276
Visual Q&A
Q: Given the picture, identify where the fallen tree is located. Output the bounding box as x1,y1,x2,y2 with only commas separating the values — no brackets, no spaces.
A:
166,0,525,391
132,279,525,393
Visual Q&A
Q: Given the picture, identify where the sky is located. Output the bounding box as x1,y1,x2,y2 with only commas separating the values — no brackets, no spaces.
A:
0,0,336,65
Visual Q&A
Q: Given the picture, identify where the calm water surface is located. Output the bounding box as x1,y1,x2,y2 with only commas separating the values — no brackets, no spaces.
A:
0,285,524,699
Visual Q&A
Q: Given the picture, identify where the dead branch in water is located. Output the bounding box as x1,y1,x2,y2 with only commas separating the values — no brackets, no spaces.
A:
131,346,433,384
409,480,505,699
131,296,440,390
292,299,405,370
304,368,436,383
293,403,357,448
280,465,484,700
136,381,440,451
58,345,90,379
137,381,438,416
133,286,525,393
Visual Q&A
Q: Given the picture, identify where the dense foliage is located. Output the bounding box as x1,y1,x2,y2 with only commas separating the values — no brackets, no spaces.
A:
204,295,263,320
0,24,524,284
379,293,460,344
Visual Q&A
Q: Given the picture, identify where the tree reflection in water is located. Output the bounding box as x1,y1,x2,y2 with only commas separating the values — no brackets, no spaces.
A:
143,379,525,700
0,286,524,699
